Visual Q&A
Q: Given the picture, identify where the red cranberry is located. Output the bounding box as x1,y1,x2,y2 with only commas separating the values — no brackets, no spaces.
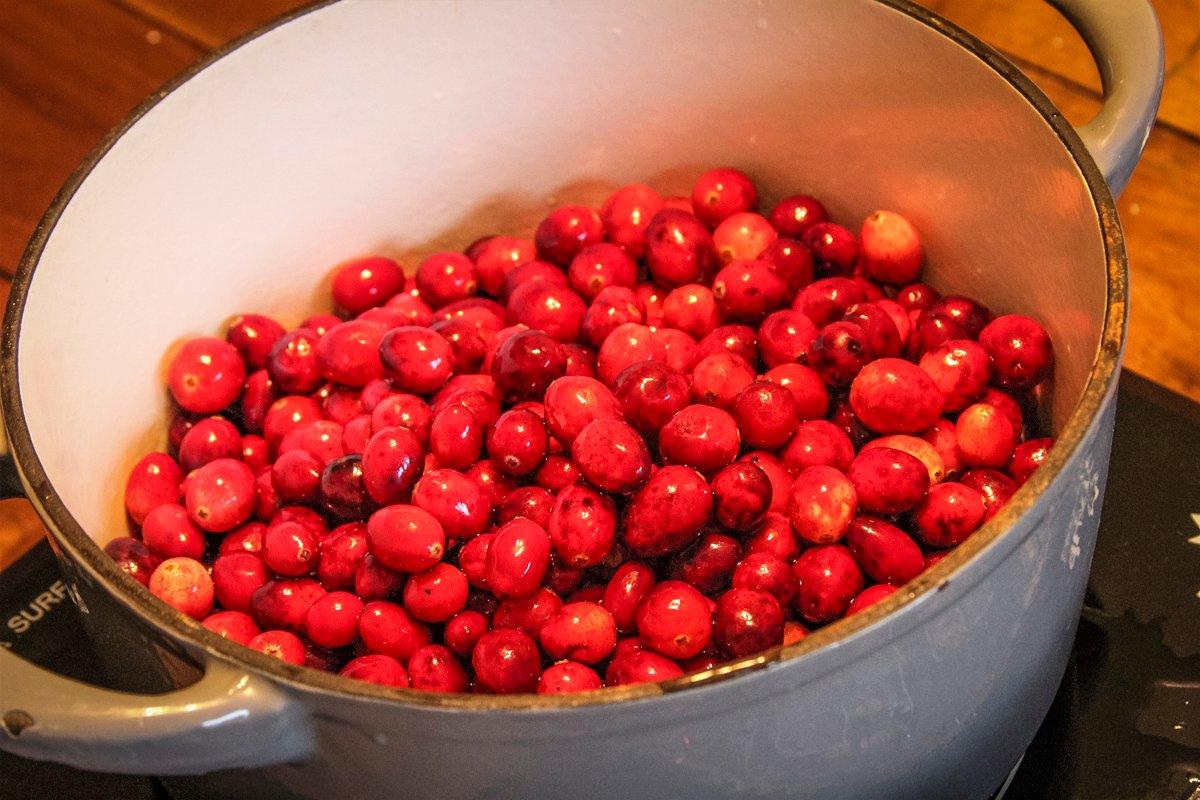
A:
758,310,817,367
732,380,799,450
367,504,445,573
485,518,551,599
691,168,757,227
410,469,492,542
168,337,246,414
763,363,829,419
548,484,618,568
570,418,651,493
859,210,923,284
781,420,853,473
606,647,684,686
635,284,667,326
538,661,603,693
500,260,566,302
149,557,213,619
384,292,435,327
278,420,345,466
659,404,740,474
269,506,328,538
535,205,604,266
267,329,321,395
340,654,410,686
542,375,622,443
613,360,689,436
897,282,940,312
1010,437,1054,484
354,554,405,601
250,577,325,632
711,260,788,323
787,465,857,544
249,630,306,665
321,387,363,427
262,520,318,576
760,237,816,294
218,521,266,555
635,580,713,659
379,326,455,394
202,610,261,645
913,482,988,547
849,358,944,434
429,403,483,470
331,256,405,315
540,601,617,663
316,525,369,590
663,284,722,339
482,408,546,477
690,352,756,409
472,236,536,296
185,458,256,532
533,454,581,493
141,503,205,560
847,447,930,514
713,588,784,658
847,584,899,615
769,195,828,238
745,512,800,562
791,545,863,623
104,537,161,588
672,533,741,594
303,591,364,649
416,252,478,309
457,532,494,590
407,644,469,692
623,465,712,557
601,183,664,257
979,314,1055,389
314,320,384,388
713,213,778,264
403,563,469,622
562,343,597,377
429,320,486,375
602,561,657,633
644,209,717,287
918,339,991,411
920,419,965,478
568,242,638,300
490,330,567,402
472,628,543,693
263,395,323,449
492,587,563,636
802,223,859,278
444,609,489,656
928,295,993,339
298,314,341,337
225,314,285,371
731,553,797,607
792,277,865,327
657,327,699,376
863,435,946,485
907,311,966,359
843,303,903,358
371,394,433,443
240,371,276,434
740,451,791,515
979,387,1025,436
845,516,925,585
358,600,431,661
710,462,772,531
582,286,644,348
956,403,1018,468
496,486,554,529
806,321,872,386
271,449,322,503
360,426,425,506
597,322,666,385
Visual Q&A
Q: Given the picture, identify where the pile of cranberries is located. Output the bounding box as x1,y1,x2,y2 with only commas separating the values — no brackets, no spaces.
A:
110,168,1056,695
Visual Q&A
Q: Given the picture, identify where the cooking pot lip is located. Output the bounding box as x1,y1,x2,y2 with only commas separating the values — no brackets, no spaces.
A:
1,0,1126,710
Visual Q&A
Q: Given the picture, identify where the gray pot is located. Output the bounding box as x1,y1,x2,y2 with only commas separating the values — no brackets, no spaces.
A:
0,1,1163,798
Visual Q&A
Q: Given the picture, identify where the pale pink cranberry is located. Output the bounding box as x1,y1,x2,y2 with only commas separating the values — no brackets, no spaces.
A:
149,557,213,619
733,380,800,450
104,538,161,587
331,256,405,315
673,533,742,594
267,329,322,395
568,242,638,300
919,339,991,411
802,223,860,278
847,584,900,615
845,516,925,584
663,284,723,339
202,610,261,646
759,309,818,367
1010,437,1054,484
847,447,930,515
538,661,603,693
806,321,873,386
787,465,857,544
572,418,651,493
340,654,410,686
691,352,756,409
710,462,772,531
713,588,784,658
549,484,618,568
859,210,923,284
763,363,829,420
225,314,286,371
485,517,551,599
542,375,622,443
769,195,828,238
979,314,1055,390
792,277,866,327
713,212,777,264
535,205,604,266
539,601,618,664
691,168,757,228
644,209,718,287
781,420,855,473
913,482,988,547
849,358,944,434
791,545,863,623
863,435,946,484
168,337,246,414
472,628,542,693
712,260,788,323
731,552,797,608
623,465,712,557
125,452,184,526
635,580,713,659
581,286,644,347
956,403,1018,468
366,504,445,573
659,404,741,474
843,303,903,358
744,512,800,562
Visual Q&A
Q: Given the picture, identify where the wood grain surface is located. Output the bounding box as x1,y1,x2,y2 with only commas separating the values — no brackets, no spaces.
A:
0,0,1196,568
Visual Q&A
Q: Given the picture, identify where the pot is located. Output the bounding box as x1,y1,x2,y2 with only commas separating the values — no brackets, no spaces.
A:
0,1,1163,798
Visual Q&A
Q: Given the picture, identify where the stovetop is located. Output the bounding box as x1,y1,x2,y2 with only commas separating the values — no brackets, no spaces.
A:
2,371,1198,800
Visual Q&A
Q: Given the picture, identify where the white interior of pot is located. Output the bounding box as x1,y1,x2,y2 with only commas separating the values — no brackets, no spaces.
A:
16,0,1107,547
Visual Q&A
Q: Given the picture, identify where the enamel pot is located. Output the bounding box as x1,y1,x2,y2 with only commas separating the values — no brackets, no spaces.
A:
0,1,1163,798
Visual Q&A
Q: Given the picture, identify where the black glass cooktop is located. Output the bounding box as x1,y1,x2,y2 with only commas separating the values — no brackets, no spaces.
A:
2,371,1197,800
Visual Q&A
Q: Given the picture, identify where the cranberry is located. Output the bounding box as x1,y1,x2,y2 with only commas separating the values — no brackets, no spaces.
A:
802,223,859,278
539,601,617,663
104,537,161,587
956,403,1018,468
367,504,445,573
316,525,369,590
185,458,256,532
847,584,900,615
920,419,965,478
792,277,865,327
613,361,689,436
690,352,756,409
804,322,870,386
595,322,663,385
331,256,405,314
321,387,363,426
763,364,829,419
757,310,817,367
672,533,741,594
403,563,469,622
896,282,939,312
378,326,455,394
360,426,425,506
492,587,563,636
240,372,276,434
859,210,923,284
301,591,363,649
354,555,404,601
600,183,664,257
384,292,435,327
472,236,536,296
581,286,644,347
495,487,552,530
760,237,816,294
602,561,657,633
623,465,712,557
568,418,650,493
847,447,930,515
481,408,545,477
444,609,489,656
168,337,246,414
141,503,204,560
713,588,784,658
918,339,991,412
262,520,318,576
249,630,307,665
635,580,713,659
691,168,757,227
312,320,383,387
732,381,799,450
661,285,719,340
457,532,494,590
769,195,828,238
218,521,266,555
711,260,788,323
644,209,717,287
913,482,988,547
149,557,213,619
202,610,261,645
224,314,285,371
371,394,433,444
429,403,483,470
406,644,469,692
565,242,637,300
906,311,966,359
740,451,791,514
562,343,597,377
845,516,924,584
731,553,796,607
250,577,325,632
635,284,667,326
500,260,566,302
713,213,778,264
710,462,772,531
1010,437,1054,484
340,654,410,686
659,405,740,474
791,545,864,623
849,358,943,434
485,518,551,599
358,600,431,661
979,314,1055,389
270,449,321,503
267,329,321,394
781,420,851,473
782,621,809,645
490,330,567,402
263,395,323,449
473,627,542,692
538,661,603,693
408,470,491,543
863,435,946,484
542,375,622,443
787,465,857,544
606,647,684,686
278,420,345,466
529,455,576,494
535,205,604,266
415,252,477,309
980,387,1025,436
543,484,615,568
843,303,903,358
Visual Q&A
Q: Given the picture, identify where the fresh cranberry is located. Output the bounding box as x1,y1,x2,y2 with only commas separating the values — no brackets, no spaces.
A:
710,462,772,531
358,600,431,661
140,503,204,560
906,311,966,359
769,195,828,238
849,358,943,434
384,292,435,327
278,420,345,466
301,591,363,649
371,394,433,443
659,405,740,474
644,209,718,287
979,314,1055,389
845,516,924,584
354,555,405,601
847,584,900,615
267,329,321,394
331,256,405,314
541,375,621,444
250,577,325,632
472,236,536,296
711,260,788,323
456,533,494,590
713,213,778,264
847,447,930,515
367,504,445,573
168,337,246,414
377,326,455,394
408,469,491,542
492,586,563,636
539,601,617,663
602,561,656,633
149,557,213,619
781,420,854,473
859,210,923,284
500,260,566,303
635,284,667,326
661,284,720,340
568,418,651,493
713,588,783,658
829,397,874,450
481,408,545,477
600,183,664,257
842,303,902,358
759,237,816,294
691,324,756,369
527,456,574,495
429,403,483,470
538,661,603,693
672,533,741,594
562,343,597,377
566,242,638,300
606,647,684,686
406,644,469,692
238,371,276,435
787,465,857,544
535,205,604,266
691,168,757,228
248,630,307,665
1010,437,1054,484
610,361,687,436
745,512,800,562
104,537,161,587
545,484,616,568
762,364,829,420
757,310,817,367
271,449,322,503
740,451,791,514
791,545,863,623
262,395,323,450
185,458,256,532
731,553,796,607
623,465,712,557
689,352,755,409
202,610,261,646
360,425,425,506
321,387,363,427
918,339,991,411
913,482,988,547
225,314,286,371
804,322,870,386
979,387,1026,436
472,628,543,693
485,518,551,599
863,435,946,484
792,277,866,327
313,320,385,388
298,314,341,337
444,609,489,656
218,521,266,555
920,419,965,479
415,252,478,309
896,282,940,312
340,654,410,686
316,525,369,590
732,381,798,450
581,285,643,347
956,403,1018,468
635,580,713,659
488,329,566,403
403,563,469,622
261,520,318,576
802,223,859,278
496,486,554,529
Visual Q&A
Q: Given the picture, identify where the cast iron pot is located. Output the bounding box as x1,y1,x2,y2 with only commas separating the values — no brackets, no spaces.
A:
0,1,1163,798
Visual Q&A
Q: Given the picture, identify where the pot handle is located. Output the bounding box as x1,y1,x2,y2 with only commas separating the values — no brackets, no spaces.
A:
0,646,313,774
1048,0,1164,196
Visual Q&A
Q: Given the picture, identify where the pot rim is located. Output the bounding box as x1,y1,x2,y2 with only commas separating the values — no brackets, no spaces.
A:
0,0,1127,710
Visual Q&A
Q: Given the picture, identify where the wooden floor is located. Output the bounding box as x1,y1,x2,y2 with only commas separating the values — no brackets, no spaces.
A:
0,0,1197,569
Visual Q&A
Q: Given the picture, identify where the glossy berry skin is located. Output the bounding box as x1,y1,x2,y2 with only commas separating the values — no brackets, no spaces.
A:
542,376,622,444
600,183,664,257
859,210,924,284
313,320,384,388
919,339,991,412
262,395,323,450
710,462,772,531
472,235,536,296
403,563,469,622
568,243,638,300
407,644,469,693
202,610,261,646
713,588,784,658
842,303,902,359
849,358,944,434
490,330,567,403
443,609,489,657
278,419,345,466
211,552,270,613
239,371,276,434
659,405,741,474
168,337,246,414
319,454,372,521
104,538,161,588
248,630,307,665
928,295,993,339
358,600,431,661
960,467,1017,519
760,238,816,294
416,252,478,309
845,516,925,585
429,404,483,470
267,330,322,395
250,578,326,633
732,381,799,450
472,628,542,693
741,452,791,515
361,426,425,506
352,555,404,602
271,449,322,503
906,312,966,360
644,209,717,288
769,195,828,238
613,361,689,437
262,520,319,576
673,533,741,594
539,601,618,663
787,465,857,544
802,223,860,278
379,327,455,394
1010,437,1054,484
496,486,554,529
744,512,800,562
712,260,789,323
185,458,256,532
340,654,410,686
847,584,900,616
956,403,1018,468
805,322,873,387
149,557,214,619
913,482,988,547
758,310,818,367
763,364,829,421
581,285,644,348
507,282,587,343
691,168,757,227
713,212,778,264
225,314,286,371
303,591,364,649
486,409,548,476
606,647,685,686
141,503,205,560
411,468,493,541
492,586,563,636
330,256,405,315
316,525,369,590
538,661,603,694
602,561,656,633
694,324,758,368
979,314,1055,390
571,418,651,493
863,435,946,485
485,518,552,599
548,484,617,568
691,352,756,409
535,205,604,266
635,580,713,659
791,545,864,624
366,504,446,573
731,553,797,608
847,447,930,515
623,466,713,557
792,277,866,328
